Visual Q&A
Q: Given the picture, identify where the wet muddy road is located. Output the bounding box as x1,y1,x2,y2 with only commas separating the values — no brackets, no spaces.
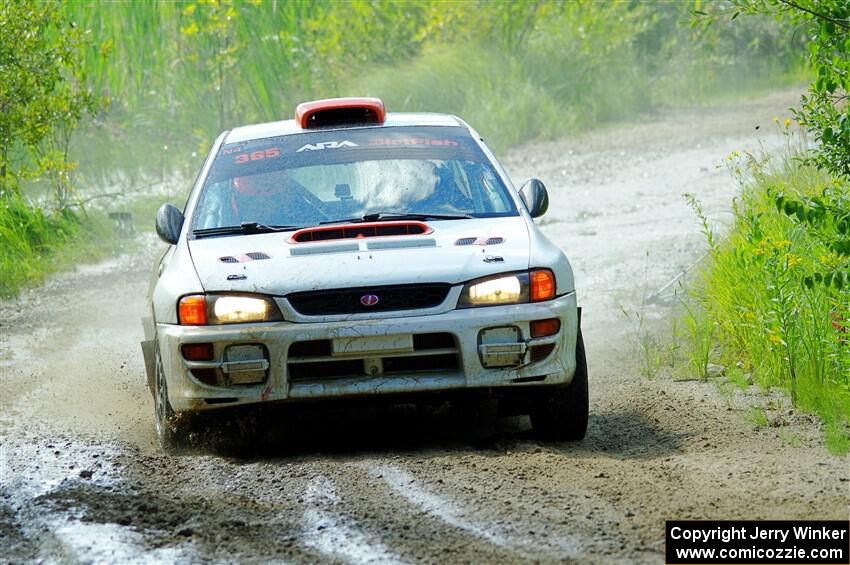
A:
1,91,846,563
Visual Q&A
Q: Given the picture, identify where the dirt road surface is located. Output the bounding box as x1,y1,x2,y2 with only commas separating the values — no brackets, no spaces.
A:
1,90,846,564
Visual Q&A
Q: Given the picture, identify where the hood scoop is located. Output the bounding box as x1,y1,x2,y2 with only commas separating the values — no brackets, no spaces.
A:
290,221,432,243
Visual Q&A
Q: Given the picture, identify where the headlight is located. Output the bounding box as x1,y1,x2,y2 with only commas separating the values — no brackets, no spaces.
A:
458,269,556,307
463,274,525,306
178,294,283,325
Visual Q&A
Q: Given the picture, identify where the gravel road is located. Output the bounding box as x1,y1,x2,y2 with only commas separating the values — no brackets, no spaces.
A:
1,90,846,564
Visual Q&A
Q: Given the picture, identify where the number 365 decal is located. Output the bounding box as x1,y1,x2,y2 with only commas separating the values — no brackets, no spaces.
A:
234,147,280,164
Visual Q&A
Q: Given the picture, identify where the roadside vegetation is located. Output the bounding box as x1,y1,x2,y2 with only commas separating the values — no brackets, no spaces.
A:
684,0,849,454
0,1,108,295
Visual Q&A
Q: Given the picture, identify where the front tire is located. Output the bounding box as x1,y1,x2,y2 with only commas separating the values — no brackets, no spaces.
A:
154,345,190,452
529,329,589,441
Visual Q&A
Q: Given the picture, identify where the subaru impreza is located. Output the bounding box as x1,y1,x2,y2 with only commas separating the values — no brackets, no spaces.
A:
142,97,587,449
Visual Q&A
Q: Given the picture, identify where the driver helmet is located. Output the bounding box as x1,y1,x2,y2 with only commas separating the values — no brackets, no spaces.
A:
232,172,287,197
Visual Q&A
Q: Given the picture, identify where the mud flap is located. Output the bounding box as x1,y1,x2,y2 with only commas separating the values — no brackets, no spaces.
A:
141,316,156,395
141,340,156,395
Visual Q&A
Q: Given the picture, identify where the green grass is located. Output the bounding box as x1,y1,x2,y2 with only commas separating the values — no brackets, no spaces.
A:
748,406,769,428
685,141,850,454
0,193,124,297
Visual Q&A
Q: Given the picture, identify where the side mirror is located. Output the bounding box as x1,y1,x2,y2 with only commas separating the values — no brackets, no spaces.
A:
155,203,184,245
519,179,549,218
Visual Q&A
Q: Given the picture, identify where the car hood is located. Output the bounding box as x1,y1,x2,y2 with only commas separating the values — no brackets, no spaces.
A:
188,217,531,294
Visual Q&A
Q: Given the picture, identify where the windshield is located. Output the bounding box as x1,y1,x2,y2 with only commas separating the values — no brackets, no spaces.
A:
191,126,517,234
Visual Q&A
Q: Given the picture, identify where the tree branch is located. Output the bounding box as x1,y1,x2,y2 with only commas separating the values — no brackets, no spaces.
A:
71,180,166,207
778,0,850,31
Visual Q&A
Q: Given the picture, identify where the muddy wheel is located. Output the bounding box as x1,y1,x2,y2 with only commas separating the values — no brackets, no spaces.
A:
154,344,190,452
530,329,588,441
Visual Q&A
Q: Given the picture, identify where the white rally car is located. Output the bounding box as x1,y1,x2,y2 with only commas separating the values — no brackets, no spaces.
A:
142,97,587,449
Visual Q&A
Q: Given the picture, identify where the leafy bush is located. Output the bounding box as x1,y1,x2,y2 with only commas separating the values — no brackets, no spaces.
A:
0,0,101,204
688,141,849,454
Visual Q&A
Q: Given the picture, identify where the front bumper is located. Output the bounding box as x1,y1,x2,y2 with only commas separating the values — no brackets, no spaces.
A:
156,293,578,413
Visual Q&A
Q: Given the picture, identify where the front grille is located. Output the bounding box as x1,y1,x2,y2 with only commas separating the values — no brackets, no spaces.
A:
289,359,364,380
287,332,459,382
288,340,332,357
382,354,457,373
288,284,451,316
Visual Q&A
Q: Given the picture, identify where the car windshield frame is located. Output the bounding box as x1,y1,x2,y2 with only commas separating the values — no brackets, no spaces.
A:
190,125,518,238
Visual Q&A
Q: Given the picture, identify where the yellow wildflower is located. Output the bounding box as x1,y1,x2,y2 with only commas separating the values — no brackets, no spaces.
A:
784,118,791,128
768,334,783,345
785,253,800,268
181,21,199,36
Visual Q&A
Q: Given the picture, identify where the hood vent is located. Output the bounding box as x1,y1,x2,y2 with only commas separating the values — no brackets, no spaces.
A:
290,221,432,243
367,239,436,250
454,236,505,246
218,252,271,263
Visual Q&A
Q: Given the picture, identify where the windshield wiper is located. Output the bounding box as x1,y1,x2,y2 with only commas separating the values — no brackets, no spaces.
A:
320,212,474,225
193,222,301,238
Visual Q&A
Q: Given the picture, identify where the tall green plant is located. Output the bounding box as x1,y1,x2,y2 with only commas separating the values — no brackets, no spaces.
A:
690,146,849,453
58,0,805,186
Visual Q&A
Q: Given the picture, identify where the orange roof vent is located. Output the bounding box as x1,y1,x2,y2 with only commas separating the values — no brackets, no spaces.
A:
295,97,386,129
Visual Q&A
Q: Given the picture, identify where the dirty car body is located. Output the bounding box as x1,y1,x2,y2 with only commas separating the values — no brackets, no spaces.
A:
142,98,588,449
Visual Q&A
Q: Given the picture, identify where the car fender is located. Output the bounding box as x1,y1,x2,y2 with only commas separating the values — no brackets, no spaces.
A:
527,221,575,297
152,238,204,324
